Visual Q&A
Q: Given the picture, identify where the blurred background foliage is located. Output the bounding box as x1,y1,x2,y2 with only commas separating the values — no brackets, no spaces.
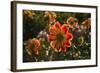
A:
23,10,91,62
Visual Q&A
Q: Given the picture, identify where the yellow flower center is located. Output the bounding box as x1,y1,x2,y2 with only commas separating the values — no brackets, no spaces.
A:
56,32,64,42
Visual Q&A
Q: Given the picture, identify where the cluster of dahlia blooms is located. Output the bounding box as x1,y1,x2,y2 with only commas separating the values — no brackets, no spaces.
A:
23,11,91,62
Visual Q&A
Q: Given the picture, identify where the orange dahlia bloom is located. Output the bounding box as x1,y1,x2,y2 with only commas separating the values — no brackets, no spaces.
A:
25,38,40,56
67,17,78,29
81,18,91,29
23,10,35,19
48,22,73,52
44,11,57,25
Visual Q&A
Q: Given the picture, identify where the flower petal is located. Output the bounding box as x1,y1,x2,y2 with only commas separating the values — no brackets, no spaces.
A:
66,32,73,40
55,43,62,52
63,40,71,47
34,48,39,55
32,38,40,47
54,21,61,30
62,47,67,53
50,41,62,52
49,26,57,35
61,24,68,33
50,41,56,50
47,35,56,42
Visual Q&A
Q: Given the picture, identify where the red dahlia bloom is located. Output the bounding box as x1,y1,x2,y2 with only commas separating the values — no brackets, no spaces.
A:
48,22,73,52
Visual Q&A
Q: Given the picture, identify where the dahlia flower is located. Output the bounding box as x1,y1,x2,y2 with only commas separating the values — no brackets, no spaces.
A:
48,22,73,52
25,38,40,56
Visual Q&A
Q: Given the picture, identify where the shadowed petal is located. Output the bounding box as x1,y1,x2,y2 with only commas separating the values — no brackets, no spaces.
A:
62,47,67,53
